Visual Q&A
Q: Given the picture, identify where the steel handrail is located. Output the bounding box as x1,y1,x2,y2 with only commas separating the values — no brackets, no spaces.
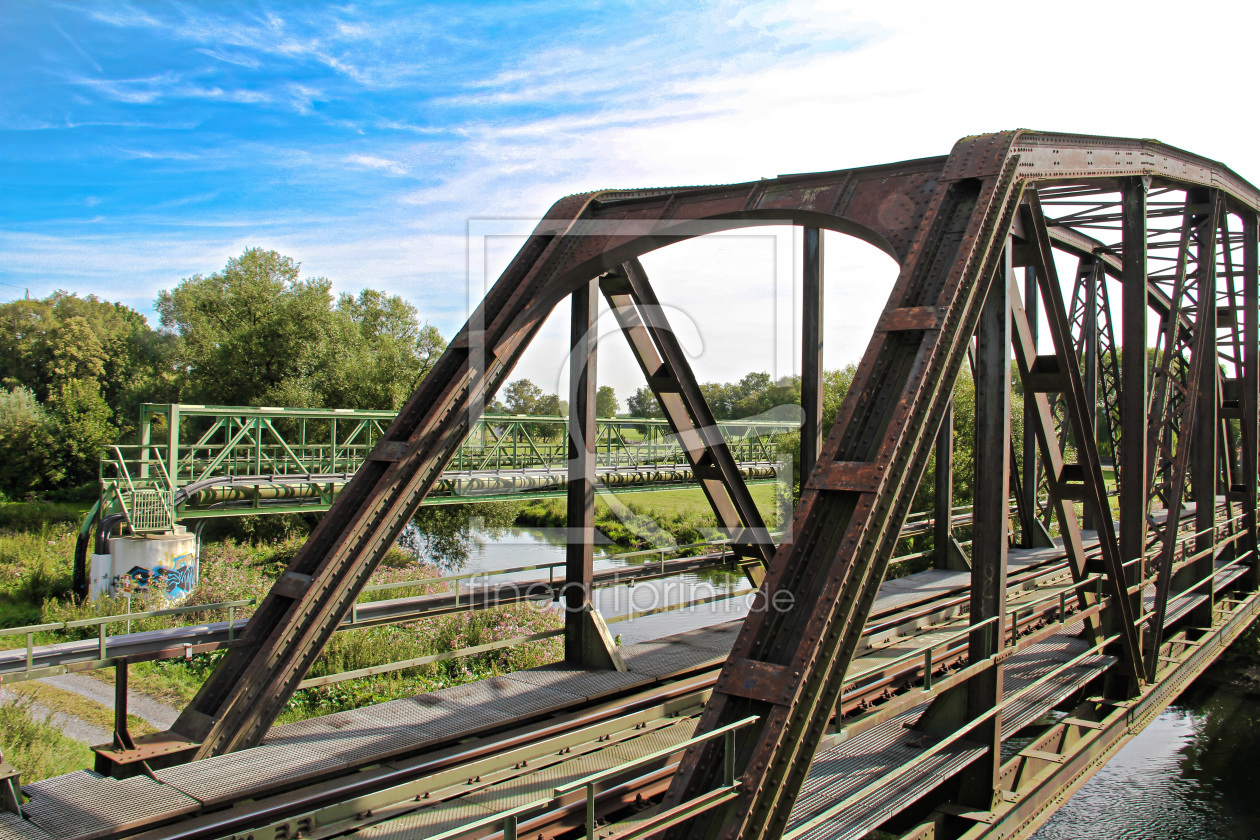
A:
555,715,760,840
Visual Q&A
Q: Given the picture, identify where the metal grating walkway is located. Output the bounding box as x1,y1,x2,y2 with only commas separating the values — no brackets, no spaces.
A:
10,533,1142,840
785,635,1114,840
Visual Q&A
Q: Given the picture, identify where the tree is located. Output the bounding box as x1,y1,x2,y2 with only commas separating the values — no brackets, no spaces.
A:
157,248,335,407
49,378,117,488
499,379,566,437
502,379,544,415
596,385,618,418
289,290,444,410
0,292,178,434
157,248,445,410
626,386,661,418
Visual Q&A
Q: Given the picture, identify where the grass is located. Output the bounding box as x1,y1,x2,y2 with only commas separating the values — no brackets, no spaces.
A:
0,488,759,759
0,522,79,631
86,600,565,722
31,533,562,721
90,661,206,708
277,602,562,722
0,695,93,784
604,483,781,521
0,500,90,531
12,681,155,738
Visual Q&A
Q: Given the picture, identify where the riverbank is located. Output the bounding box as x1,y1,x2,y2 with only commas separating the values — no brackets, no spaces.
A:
514,484,782,552
0,501,567,782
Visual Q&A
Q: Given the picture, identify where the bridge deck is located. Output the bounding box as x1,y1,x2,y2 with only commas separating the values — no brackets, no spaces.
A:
14,542,1084,840
787,635,1114,840
15,509,1251,840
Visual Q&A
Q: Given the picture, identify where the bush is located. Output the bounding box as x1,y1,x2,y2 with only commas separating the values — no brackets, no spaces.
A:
516,497,726,555
0,500,85,530
0,524,77,621
0,381,117,497
0,387,62,497
48,379,116,488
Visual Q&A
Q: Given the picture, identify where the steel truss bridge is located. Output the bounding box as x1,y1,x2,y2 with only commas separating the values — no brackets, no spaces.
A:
8,130,1259,840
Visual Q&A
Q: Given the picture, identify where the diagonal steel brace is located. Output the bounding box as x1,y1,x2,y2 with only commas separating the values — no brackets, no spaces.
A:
600,258,774,583
1019,193,1146,685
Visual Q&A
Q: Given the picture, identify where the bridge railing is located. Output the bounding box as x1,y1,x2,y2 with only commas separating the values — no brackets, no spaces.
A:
53,502,1239,692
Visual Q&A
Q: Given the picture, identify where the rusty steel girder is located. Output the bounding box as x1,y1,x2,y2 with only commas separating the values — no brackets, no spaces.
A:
102,131,1259,840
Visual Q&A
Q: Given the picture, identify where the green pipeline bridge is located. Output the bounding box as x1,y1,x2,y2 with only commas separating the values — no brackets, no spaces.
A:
98,404,791,526
74,404,791,596
9,130,1260,840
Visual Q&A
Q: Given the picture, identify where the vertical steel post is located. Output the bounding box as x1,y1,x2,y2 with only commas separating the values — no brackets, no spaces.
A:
167,405,181,493
960,243,1012,807
1244,212,1260,584
139,411,153,480
1022,266,1046,545
566,279,599,664
934,400,958,569
113,660,134,751
801,227,824,482
1192,201,1221,627
1120,179,1149,574
1083,264,1100,530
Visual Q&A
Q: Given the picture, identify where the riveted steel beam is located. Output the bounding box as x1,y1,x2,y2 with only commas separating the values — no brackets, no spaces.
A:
565,279,623,669
602,259,774,581
1018,193,1145,685
1244,212,1260,582
663,132,1026,840
801,227,824,483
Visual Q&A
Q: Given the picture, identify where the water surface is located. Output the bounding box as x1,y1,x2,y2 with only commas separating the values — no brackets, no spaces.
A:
463,526,753,644
1032,679,1260,839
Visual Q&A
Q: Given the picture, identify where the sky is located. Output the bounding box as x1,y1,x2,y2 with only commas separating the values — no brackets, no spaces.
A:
3,0,1259,405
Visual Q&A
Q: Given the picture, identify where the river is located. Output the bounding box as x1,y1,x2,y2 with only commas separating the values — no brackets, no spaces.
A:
466,528,1260,836
1032,679,1260,839
460,525,754,644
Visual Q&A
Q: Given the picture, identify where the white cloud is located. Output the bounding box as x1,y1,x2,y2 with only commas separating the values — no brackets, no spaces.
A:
345,154,410,176
195,47,262,69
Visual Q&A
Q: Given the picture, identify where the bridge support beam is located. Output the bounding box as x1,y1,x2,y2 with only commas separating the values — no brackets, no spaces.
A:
916,245,1012,808
1082,260,1100,531
1119,178,1148,578
962,238,1013,806
1021,194,1145,687
801,227,824,483
1190,195,1222,629
602,260,774,582
1244,211,1260,584
1021,266,1054,549
565,278,624,670
934,400,969,571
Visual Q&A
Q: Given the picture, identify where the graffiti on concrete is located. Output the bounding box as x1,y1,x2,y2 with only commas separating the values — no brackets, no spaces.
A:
117,552,196,599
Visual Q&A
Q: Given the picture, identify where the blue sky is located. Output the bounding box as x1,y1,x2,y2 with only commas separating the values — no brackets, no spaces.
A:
4,0,1259,397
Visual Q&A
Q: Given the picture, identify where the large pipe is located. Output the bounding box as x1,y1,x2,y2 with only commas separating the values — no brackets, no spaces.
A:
178,463,780,510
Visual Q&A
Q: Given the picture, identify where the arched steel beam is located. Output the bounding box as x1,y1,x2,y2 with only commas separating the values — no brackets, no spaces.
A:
662,132,1260,840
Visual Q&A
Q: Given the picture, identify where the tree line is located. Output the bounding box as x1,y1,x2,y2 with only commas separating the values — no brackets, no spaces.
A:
0,248,444,498
0,245,989,514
